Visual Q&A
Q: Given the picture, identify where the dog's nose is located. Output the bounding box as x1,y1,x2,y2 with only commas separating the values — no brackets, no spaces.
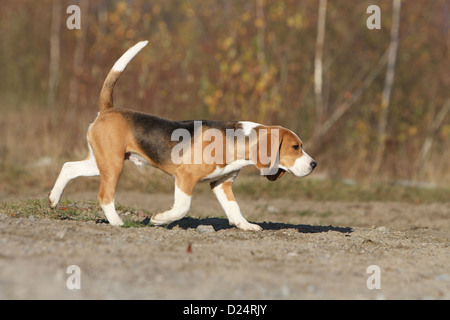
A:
310,161,317,169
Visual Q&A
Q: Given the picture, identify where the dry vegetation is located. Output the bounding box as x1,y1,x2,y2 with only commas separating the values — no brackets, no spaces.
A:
1,0,449,187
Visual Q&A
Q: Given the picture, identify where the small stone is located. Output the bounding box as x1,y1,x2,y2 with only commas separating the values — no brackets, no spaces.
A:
196,225,215,233
435,274,450,281
56,231,65,240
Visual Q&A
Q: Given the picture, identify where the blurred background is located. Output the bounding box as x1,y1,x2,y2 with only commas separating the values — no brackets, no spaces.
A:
1,0,449,199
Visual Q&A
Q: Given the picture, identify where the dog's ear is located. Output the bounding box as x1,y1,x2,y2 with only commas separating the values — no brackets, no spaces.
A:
251,127,286,181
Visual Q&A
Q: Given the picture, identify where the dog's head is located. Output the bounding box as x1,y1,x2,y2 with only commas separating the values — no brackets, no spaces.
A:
253,127,317,181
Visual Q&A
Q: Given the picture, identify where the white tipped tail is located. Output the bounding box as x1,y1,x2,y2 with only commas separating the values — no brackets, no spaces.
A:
112,40,149,72
99,40,149,111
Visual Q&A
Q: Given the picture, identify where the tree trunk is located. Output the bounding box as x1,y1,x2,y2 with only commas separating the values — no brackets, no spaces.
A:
256,0,269,121
307,48,389,146
48,0,62,109
372,0,401,175
69,0,89,107
416,98,450,178
314,0,327,128
256,0,266,73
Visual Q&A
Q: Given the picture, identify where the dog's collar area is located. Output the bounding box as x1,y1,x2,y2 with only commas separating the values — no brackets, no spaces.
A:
264,168,286,181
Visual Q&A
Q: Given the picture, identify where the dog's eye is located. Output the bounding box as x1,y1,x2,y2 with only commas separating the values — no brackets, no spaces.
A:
292,144,299,150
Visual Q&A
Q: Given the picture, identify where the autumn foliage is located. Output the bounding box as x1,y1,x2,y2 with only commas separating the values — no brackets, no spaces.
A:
0,0,449,185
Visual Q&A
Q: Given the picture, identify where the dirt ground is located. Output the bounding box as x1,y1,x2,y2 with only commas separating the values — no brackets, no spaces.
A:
0,190,449,300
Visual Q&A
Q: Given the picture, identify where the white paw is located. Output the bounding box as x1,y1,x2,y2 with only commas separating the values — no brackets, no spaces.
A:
48,193,60,209
235,221,262,231
101,202,124,226
108,217,124,226
150,213,172,225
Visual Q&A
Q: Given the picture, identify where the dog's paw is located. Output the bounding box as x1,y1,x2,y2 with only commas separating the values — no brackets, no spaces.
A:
150,209,187,226
235,221,262,231
150,213,171,226
48,193,59,209
108,218,124,227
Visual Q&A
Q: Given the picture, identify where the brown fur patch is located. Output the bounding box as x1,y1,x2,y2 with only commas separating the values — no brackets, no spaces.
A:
87,109,304,202
221,181,236,201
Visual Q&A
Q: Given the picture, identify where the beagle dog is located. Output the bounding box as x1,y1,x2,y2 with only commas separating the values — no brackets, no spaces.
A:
48,41,317,231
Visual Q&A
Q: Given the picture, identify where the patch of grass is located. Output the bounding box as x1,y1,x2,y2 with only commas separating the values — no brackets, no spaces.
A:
121,220,148,228
0,198,154,227
0,198,96,221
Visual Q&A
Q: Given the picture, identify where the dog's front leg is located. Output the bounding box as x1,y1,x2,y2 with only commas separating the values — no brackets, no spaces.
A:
211,176,262,231
151,178,192,226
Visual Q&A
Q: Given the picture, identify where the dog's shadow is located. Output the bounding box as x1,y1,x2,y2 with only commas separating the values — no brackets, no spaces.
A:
145,216,353,234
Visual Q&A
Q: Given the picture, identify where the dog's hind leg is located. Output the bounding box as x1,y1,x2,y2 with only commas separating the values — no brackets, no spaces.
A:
96,153,125,226
48,144,100,208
